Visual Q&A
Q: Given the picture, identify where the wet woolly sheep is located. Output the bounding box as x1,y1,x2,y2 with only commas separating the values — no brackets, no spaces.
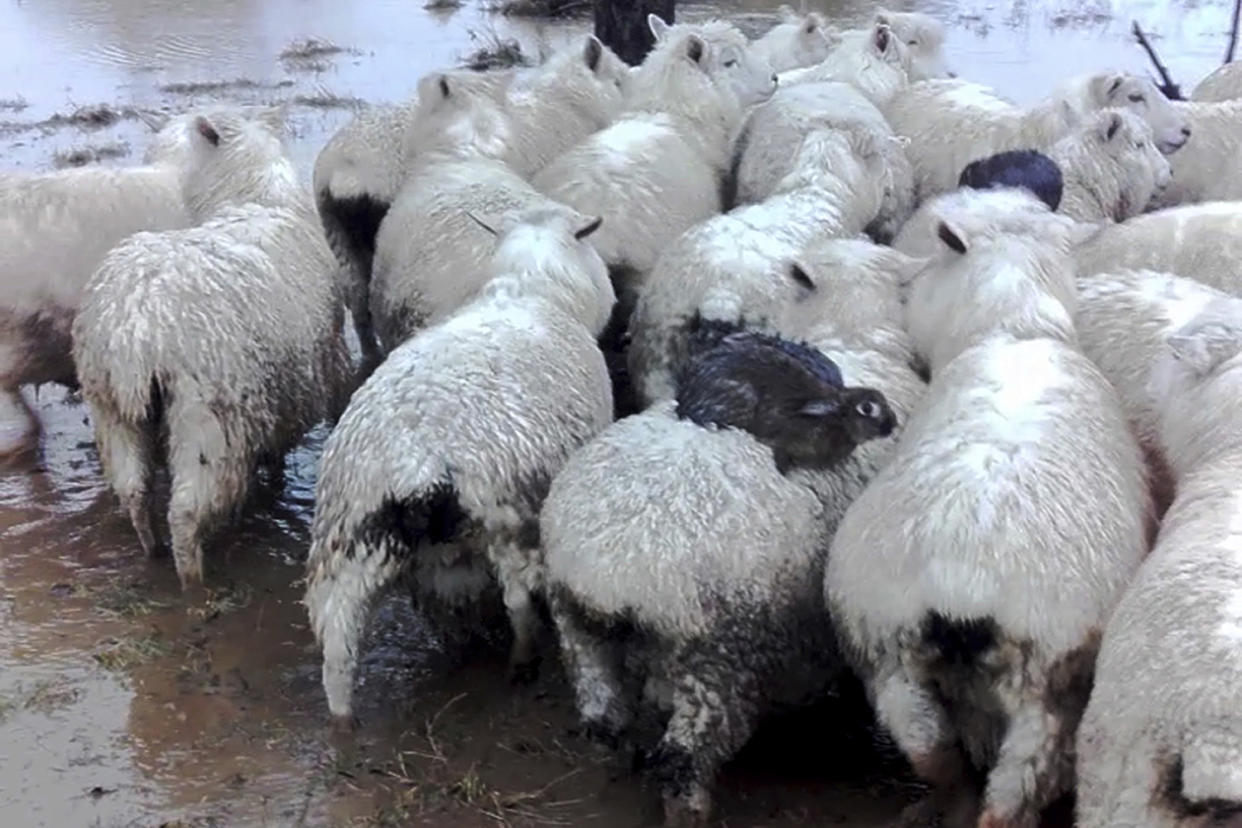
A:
532,15,778,307
71,106,352,589
1076,304,1242,828
314,36,629,362
304,204,615,724
885,70,1189,203
749,6,840,74
827,191,1151,828
1151,96,1242,208
777,20,913,109
541,329,894,828
0,106,235,453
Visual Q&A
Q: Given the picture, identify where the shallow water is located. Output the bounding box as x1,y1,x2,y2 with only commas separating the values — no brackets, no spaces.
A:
0,0,1237,825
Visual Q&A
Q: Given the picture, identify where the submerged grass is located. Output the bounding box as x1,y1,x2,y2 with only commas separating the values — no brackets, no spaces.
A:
160,78,295,95
52,142,130,169
94,578,171,620
460,29,531,71
93,632,172,671
487,0,590,17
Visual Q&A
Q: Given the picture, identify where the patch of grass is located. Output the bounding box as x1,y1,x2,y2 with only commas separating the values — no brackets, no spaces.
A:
460,30,531,71
0,104,151,136
186,582,253,622
22,678,84,714
159,78,295,95
52,142,130,169
95,578,171,620
280,37,348,62
93,632,172,671
293,90,367,110
424,0,463,9
487,0,590,17
0,96,28,112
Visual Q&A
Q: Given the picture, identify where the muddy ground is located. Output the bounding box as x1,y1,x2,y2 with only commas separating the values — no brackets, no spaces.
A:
0,0,1236,825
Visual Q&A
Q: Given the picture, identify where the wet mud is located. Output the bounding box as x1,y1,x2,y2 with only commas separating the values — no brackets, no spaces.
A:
0,0,1236,825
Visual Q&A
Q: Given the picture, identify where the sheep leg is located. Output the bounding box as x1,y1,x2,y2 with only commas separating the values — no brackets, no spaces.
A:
305,538,399,726
165,408,245,589
488,538,542,684
92,405,160,557
0,386,36,456
647,639,764,828
873,664,980,828
548,589,631,748
978,642,1096,828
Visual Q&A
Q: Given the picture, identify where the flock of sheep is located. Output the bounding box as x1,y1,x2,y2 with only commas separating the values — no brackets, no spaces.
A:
3,4,1242,826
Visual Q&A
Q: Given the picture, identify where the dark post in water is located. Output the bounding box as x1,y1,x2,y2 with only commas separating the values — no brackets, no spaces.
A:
594,0,675,67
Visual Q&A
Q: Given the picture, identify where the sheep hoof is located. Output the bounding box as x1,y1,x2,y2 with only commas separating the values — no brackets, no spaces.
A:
330,712,360,736
582,720,622,751
508,654,541,686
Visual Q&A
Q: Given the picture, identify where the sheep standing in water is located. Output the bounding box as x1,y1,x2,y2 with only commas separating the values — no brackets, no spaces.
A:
305,205,615,724
72,107,351,589
827,192,1150,828
542,330,895,827
1076,304,1242,828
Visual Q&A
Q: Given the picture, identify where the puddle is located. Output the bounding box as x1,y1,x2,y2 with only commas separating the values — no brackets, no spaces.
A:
1,0,1237,825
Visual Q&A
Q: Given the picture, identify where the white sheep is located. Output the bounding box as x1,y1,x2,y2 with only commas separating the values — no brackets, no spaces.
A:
1191,60,1242,102
827,191,1151,827
749,6,840,73
1074,269,1233,515
1149,98,1242,207
777,21,913,109
542,329,897,827
1050,108,1171,222
892,186,1057,260
369,158,557,353
629,127,904,408
1076,303,1242,828
71,107,352,589
885,71,1190,202
731,76,915,238
532,15,777,304
1074,201,1242,294
0,111,217,451
303,204,615,723
892,108,1169,248
314,37,629,362
873,8,952,81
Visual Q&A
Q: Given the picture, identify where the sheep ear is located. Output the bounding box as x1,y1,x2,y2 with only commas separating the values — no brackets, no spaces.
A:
685,34,706,64
418,72,452,105
1093,72,1126,103
788,262,815,291
798,398,840,417
803,15,820,34
584,35,604,73
777,4,798,23
937,220,968,254
873,23,890,54
648,13,672,42
1059,98,1082,130
574,215,603,240
193,116,221,147
464,210,498,236
1101,111,1123,142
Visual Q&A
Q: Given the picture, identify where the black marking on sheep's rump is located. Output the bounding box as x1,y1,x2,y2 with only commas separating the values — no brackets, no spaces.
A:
920,612,999,668
353,481,467,562
318,191,391,281
957,148,1065,213
601,265,643,419
1158,754,1242,822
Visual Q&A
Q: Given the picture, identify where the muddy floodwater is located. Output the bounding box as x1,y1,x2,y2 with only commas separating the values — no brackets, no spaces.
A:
0,0,1236,825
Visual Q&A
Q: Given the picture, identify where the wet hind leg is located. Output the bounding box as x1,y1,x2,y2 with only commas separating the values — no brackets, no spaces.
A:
92,404,160,557
165,409,249,588
873,662,980,828
0,386,37,457
548,588,632,747
305,538,401,725
978,640,1098,828
646,636,766,827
